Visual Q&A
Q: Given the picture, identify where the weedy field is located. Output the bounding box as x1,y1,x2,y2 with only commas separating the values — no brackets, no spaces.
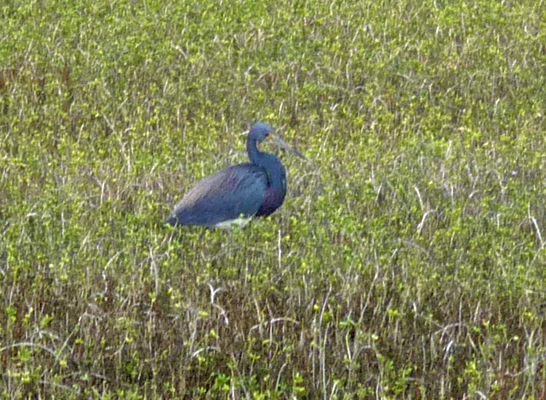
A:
2,0,546,398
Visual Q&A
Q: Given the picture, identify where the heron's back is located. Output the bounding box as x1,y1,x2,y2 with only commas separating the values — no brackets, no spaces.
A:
167,164,269,227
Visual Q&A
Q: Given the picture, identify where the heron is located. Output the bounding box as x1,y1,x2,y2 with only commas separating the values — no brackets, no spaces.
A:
166,122,302,229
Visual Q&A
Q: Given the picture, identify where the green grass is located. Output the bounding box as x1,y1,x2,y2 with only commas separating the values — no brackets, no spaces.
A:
2,0,546,398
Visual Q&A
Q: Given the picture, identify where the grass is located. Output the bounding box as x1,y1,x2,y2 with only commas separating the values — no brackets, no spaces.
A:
2,0,546,398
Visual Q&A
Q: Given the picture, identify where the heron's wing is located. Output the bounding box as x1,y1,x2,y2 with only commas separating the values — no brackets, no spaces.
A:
168,164,268,227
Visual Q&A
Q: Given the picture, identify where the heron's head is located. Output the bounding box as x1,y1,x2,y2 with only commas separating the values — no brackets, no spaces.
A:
247,122,306,159
249,122,275,142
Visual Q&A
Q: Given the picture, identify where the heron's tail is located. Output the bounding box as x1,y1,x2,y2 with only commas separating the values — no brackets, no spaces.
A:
166,215,178,226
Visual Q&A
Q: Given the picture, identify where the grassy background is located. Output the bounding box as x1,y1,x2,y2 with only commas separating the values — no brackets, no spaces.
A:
2,0,546,398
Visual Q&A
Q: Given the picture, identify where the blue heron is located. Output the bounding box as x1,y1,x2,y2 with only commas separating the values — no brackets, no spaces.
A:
167,123,300,229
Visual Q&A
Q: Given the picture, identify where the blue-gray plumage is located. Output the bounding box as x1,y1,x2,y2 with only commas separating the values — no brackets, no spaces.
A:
167,123,288,229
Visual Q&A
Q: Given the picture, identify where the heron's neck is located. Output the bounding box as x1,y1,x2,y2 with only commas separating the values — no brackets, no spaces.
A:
247,140,263,165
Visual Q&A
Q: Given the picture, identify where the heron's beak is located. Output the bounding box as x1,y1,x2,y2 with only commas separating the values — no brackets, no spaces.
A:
270,133,306,159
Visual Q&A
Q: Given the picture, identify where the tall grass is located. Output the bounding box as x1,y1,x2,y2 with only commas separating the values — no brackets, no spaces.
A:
2,0,546,398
